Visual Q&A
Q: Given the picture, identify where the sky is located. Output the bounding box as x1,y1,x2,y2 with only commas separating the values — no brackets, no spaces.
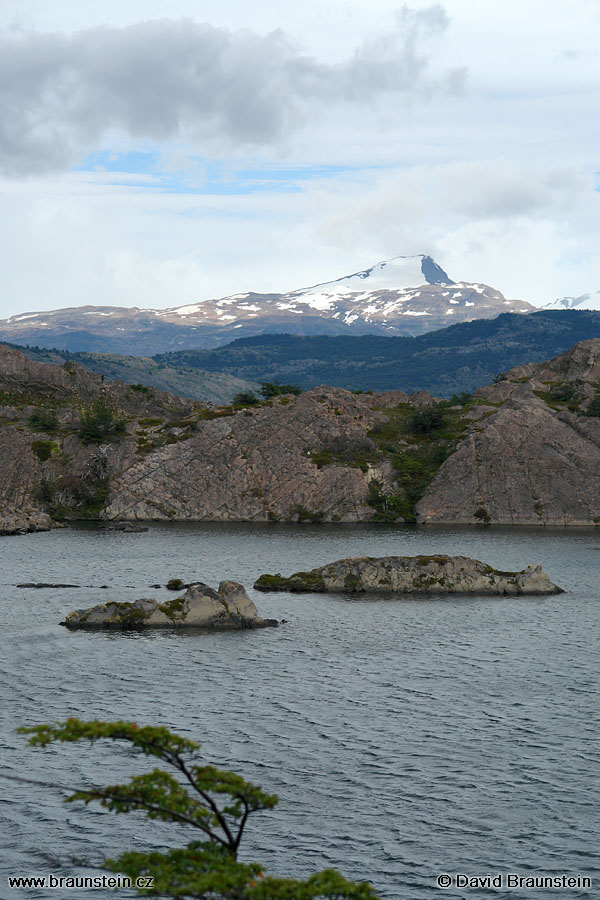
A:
0,0,599,316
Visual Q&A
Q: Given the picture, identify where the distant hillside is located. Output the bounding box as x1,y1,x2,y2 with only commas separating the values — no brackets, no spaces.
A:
7,347,259,405
0,254,533,353
151,310,600,396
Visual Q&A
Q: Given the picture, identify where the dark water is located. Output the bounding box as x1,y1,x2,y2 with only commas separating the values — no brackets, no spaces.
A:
0,522,598,899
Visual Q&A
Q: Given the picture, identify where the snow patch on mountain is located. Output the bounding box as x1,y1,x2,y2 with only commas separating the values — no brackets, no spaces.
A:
542,291,600,311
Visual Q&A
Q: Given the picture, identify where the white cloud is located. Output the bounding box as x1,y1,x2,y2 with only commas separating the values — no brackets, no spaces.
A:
1,158,598,315
0,1,598,318
308,161,600,303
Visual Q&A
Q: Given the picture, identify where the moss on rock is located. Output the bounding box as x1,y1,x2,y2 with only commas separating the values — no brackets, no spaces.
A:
254,571,327,593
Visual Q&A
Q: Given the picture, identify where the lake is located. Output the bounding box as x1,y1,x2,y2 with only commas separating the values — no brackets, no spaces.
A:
1,522,599,899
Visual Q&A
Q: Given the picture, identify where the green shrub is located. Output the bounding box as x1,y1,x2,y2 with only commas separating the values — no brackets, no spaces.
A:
407,406,446,435
547,382,576,402
28,409,59,432
259,381,302,398
79,396,126,443
442,392,473,407
31,440,57,462
232,391,260,407
311,449,334,469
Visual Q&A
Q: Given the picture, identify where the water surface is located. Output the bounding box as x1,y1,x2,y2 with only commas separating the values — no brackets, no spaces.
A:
1,523,598,898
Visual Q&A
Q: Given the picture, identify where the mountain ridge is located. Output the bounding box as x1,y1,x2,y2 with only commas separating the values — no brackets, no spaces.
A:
10,309,600,399
0,254,533,354
149,310,600,396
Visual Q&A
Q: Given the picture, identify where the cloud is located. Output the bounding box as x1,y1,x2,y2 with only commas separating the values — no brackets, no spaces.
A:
312,160,591,246
0,7,463,175
305,159,600,301
1,157,596,319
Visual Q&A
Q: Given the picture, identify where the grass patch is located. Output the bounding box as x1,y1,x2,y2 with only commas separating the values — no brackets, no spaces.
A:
254,571,327,592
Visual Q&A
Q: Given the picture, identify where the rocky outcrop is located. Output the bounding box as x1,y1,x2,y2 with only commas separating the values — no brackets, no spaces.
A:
62,581,278,629
3,340,600,528
101,386,386,522
254,555,562,595
416,339,600,525
0,343,197,417
0,505,59,536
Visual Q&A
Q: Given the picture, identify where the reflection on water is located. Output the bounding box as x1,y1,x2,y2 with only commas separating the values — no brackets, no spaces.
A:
1,522,599,899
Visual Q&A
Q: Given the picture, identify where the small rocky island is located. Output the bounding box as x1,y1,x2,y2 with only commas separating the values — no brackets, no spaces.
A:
254,555,563,596
62,581,278,629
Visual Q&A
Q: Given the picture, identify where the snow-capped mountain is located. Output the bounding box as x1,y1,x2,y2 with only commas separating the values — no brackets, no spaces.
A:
156,254,530,330
0,254,534,355
541,291,600,312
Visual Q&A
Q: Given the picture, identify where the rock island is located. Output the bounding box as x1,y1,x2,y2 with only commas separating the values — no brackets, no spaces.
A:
254,555,562,595
62,581,278,629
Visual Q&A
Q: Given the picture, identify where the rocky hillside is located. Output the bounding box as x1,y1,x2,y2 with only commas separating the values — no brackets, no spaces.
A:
416,340,600,525
8,346,259,405
0,345,198,521
1,341,599,527
0,255,532,354
0,343,463,524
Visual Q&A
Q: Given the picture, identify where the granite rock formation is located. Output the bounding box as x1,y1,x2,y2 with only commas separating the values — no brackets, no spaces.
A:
62,580,278,629
254,555,562,595
2,339,600,527
102,386,386,522
416,339,600,525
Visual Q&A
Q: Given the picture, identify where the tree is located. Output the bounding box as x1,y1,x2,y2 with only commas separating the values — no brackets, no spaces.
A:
18,719,379,899
28,408,59,432
407,406,446,435
259,382,302,399
231,391,260,407
79,395,126,443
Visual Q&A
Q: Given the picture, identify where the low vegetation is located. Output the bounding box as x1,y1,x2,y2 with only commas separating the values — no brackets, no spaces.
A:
79,395,126,443
31,440,58,462
306,399,472,522
36,473,109,520
28,408,59,431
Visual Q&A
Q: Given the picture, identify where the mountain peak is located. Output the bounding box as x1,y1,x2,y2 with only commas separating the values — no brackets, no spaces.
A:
420,255,454,285
297,254,453,296
0,254,533,354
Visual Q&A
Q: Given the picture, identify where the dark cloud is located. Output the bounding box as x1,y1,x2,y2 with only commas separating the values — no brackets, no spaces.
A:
0,6,463,175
